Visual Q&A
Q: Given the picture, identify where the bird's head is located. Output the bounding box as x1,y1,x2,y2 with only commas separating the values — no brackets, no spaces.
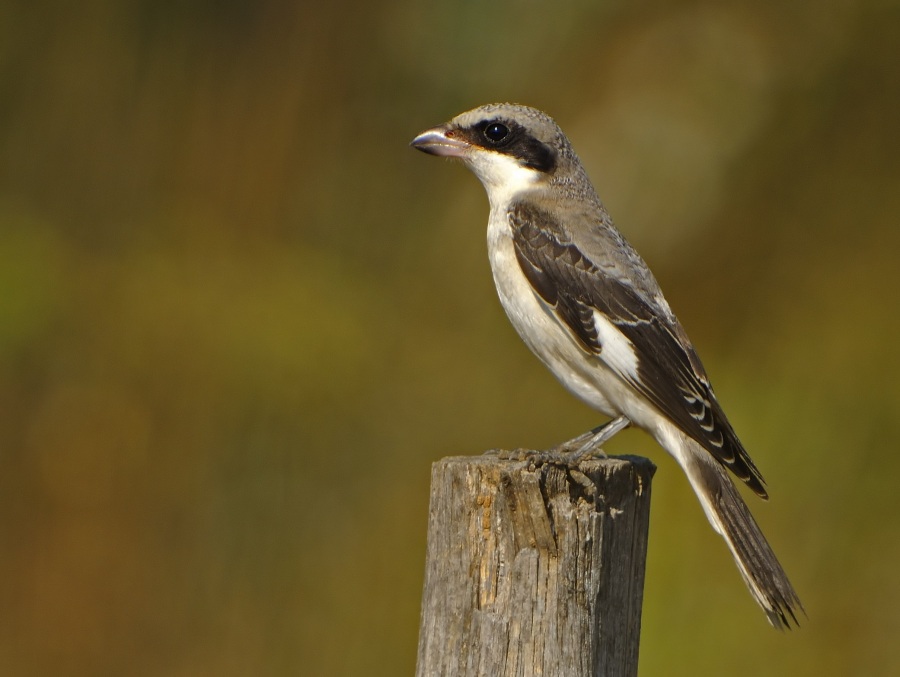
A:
411,103,580,206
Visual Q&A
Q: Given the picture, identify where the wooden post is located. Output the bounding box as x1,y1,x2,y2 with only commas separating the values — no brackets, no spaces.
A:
416,454,655,677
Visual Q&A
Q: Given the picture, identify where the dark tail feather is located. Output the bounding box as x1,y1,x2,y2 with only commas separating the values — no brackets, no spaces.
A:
685,451,804,629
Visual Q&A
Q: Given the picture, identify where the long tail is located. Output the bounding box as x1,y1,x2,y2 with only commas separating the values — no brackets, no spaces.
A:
679,440,804,629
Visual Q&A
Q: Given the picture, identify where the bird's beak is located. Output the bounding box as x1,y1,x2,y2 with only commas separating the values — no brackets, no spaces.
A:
410,126,471,158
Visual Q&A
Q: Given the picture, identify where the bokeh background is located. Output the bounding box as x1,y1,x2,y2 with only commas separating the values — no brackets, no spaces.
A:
1,1,898,675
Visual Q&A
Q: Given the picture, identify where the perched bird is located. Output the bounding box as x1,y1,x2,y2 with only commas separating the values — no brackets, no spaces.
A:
411,103,802,629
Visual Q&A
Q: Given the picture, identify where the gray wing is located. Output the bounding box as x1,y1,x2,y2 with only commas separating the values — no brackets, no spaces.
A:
509,201,768,497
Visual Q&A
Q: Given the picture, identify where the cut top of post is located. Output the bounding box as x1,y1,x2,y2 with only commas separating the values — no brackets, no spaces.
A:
416,454,656,677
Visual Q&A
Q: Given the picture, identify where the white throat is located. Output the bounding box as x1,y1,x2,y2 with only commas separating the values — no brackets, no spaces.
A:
465,151,543,210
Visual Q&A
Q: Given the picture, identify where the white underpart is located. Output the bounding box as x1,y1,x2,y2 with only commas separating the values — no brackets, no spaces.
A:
468,148,660,431
482,195,663,436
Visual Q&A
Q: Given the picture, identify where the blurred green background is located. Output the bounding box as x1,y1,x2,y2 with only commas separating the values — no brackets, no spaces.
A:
1,1,898,675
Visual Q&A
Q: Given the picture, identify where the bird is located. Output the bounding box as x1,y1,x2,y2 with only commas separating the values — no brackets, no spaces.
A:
410,103,802,629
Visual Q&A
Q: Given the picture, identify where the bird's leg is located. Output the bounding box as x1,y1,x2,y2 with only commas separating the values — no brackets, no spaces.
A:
550,415,631,464
548,426,603,454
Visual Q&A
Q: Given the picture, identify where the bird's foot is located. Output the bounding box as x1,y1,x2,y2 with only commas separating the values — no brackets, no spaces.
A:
491,415,632,468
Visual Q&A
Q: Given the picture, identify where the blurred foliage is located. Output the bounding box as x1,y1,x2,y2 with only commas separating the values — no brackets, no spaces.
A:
1,0,898,675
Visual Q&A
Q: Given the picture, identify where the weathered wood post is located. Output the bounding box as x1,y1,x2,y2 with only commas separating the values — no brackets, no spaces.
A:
416,454,655,677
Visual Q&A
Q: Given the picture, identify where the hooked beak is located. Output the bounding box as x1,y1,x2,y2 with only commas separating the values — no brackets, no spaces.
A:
410,126,471,158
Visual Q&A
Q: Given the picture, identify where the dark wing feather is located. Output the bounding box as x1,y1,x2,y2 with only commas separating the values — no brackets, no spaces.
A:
509,202,767,497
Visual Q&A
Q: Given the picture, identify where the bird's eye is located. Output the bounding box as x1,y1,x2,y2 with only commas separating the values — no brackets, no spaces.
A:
483,122,509,143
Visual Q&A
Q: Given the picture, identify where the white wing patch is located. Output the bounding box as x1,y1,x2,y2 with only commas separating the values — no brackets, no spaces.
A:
592,309,640,382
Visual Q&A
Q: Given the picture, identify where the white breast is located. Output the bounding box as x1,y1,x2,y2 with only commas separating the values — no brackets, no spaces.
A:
485,210,608,414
